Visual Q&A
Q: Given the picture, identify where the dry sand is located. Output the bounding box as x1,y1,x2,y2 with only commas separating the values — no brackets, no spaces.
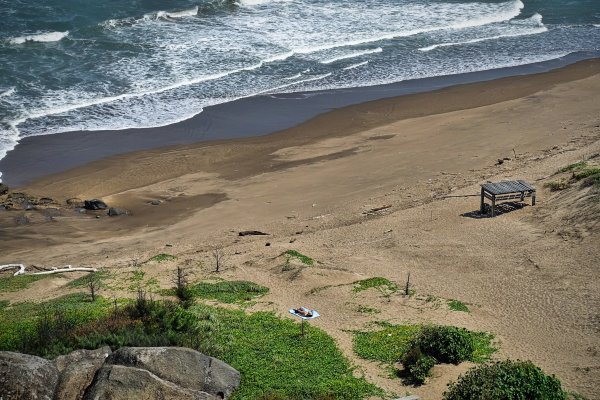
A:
1,59,599,399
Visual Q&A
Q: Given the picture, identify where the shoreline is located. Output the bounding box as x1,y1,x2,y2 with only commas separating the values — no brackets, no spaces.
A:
1,51,598,188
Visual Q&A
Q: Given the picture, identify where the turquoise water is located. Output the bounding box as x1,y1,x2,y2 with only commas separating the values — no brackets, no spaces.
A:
0,0,599,180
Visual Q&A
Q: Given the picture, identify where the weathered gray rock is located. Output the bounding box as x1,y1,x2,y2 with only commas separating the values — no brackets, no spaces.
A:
53,347,112,400
0,351,59,400
150,199,162,205
107,207,127,216
107,347,240,399
84,199,107,210
83,365,217,400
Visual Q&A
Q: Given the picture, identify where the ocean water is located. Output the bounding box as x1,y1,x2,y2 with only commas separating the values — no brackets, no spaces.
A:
0,0,599,181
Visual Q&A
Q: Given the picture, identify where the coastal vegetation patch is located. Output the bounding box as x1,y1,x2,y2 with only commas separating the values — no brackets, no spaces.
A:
353,323,496,385
444,360,567,400
0,274,50,293
148,253,177,263
164,280,269,304
353,277,399,294
66,270,111,289
547,161,600,191
283,250,315,266
447,299,470,313
0,293,381,399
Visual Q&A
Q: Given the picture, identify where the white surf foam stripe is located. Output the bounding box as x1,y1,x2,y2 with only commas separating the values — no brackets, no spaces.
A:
343,61,369,70
418,26,548,52
0,88,16,98
156,6,199,19
8,31,69,45
237,0,294,7
256,73,332,94
283,73,303,80
11,51,300,129
321,48,382,64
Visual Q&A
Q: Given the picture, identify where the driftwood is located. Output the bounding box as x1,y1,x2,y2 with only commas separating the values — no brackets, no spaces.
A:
0,264,96,276
239,230,269,236
363,205,392,215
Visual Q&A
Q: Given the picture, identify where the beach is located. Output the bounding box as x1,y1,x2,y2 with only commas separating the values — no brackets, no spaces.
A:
1,59,599,398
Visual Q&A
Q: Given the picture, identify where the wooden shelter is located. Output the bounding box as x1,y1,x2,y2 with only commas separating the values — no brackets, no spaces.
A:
480,180,536,217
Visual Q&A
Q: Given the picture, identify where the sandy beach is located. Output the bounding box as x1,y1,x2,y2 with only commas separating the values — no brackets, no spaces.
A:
1,59,599,399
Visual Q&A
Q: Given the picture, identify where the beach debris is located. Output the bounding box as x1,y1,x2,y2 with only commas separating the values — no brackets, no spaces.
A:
107,207,128,216
0,264,97,276
363,204,392,215
84,199,108,210
238,230,269,236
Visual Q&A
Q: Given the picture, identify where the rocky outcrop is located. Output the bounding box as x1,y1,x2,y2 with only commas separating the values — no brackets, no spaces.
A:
107,207,127,216
0,351,59,400
54,347,111,400
84,199,108,210
0,183,8,195
0,347,239,400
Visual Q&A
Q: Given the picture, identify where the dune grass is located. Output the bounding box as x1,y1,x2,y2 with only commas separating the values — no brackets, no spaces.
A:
164,280,269,304
447,299,470,313
0,274,50,293
283,250,315,266
353,277,399,294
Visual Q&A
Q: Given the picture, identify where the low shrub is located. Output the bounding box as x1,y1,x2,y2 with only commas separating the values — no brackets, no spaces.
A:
444,360,566,400
283,250,315,266
401,345,436,385
447,299,469,313
544,180,570,191
416,325,474,365
352,277,398,293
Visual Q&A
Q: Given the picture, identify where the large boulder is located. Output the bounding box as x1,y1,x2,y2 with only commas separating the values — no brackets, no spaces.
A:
53,347,112,400
107,347,240,399
84,199,107,210
83,365,217,400
0,351,59,400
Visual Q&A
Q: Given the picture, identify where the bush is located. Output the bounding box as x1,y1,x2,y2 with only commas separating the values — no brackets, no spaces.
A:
401,346,436,384
416,325,474,365
444,360,566,400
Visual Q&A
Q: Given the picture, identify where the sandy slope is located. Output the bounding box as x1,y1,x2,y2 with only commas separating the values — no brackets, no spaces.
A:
1,60,599,399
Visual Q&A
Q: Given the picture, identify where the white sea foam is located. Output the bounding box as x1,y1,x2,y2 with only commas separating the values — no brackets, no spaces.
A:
8,31,69,44
283,73,303,80
237,0,293,7
419,26,547,52
321,48,382,64
257,73,332,94
156,6,199,19
0,88,16,98
343,61,369,70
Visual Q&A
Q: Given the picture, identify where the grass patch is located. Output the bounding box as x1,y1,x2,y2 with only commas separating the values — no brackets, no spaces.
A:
447,299,470,313
0,274,49,293
353,277,398,294
0,294,382,399
544,180,570,191
204,307,382,400
353,323,495,365
560,162,587,173
66,271,111,289
283,250,315,266
148,253,177,263
356,305,380,314
0,300,9,310
177,280,269,304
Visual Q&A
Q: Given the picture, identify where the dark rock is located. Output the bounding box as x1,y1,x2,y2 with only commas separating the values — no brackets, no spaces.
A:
238,230,269,236
107,207,127,216
107,347,240,399
150,199,162,205
0,351,59,400
84,199,107,210
0,183,8,195
84,365,217,400
54,347,111,400
39,197,54,205
265,242,271,246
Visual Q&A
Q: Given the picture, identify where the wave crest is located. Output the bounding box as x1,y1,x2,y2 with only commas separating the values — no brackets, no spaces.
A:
8,31,68,45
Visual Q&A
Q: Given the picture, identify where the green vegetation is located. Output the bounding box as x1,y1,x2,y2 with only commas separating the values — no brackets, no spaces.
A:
148,253,177,263
67,271,111,288
544,179,570,192
447,299,470,313
210,307,382,400
168,280,270,304
283,250,315,266
0,300,10,310
444,360,566,400
353,323,496,385
0,274,49,293
356,305,380,314
560,162,587,173
352,277,398,294
0,292,382,399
